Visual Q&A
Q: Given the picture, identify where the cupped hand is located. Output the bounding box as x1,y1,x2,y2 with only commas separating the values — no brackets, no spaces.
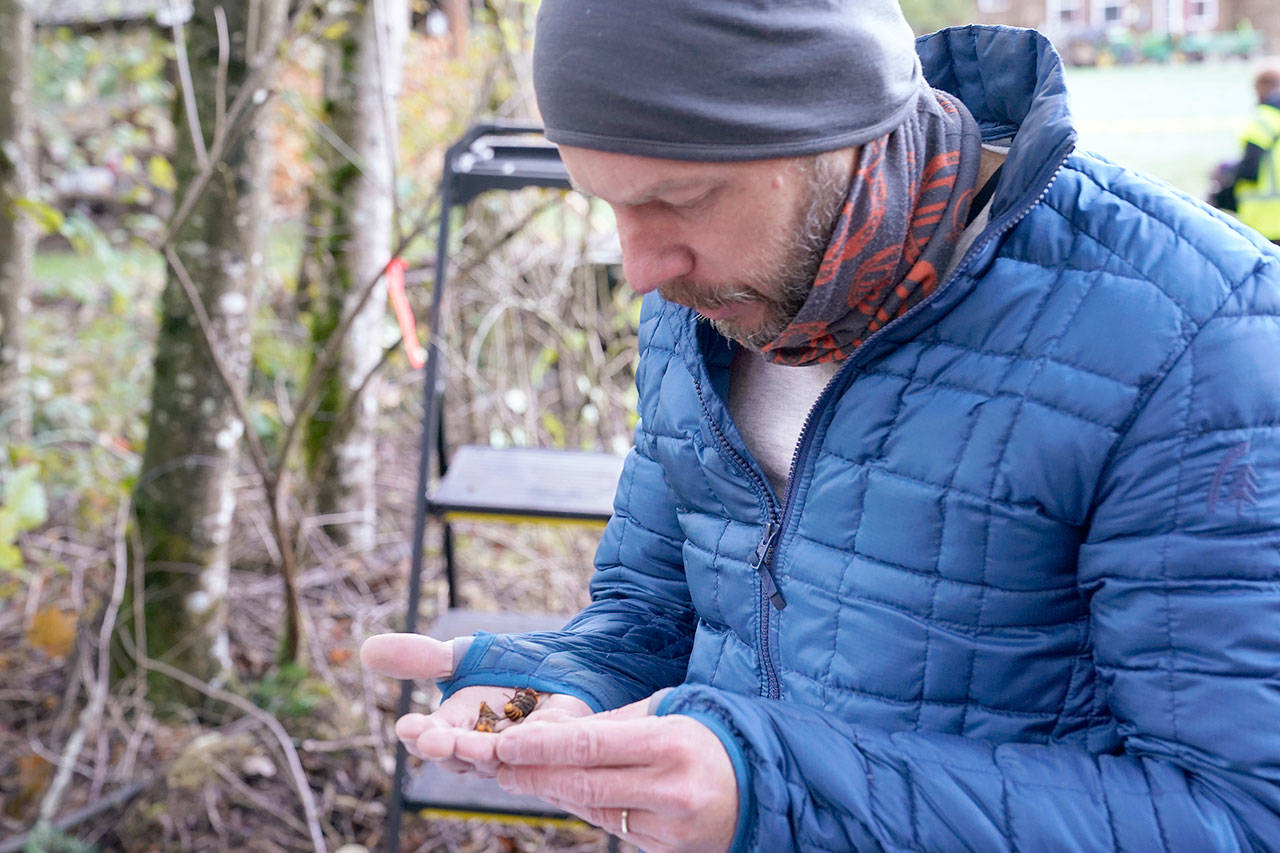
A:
493,695,739,853
360,632,593,776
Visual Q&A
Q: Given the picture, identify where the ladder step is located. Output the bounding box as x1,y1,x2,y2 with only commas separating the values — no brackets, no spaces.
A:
403,760,573,818
429,445,624,522
426,607,572,640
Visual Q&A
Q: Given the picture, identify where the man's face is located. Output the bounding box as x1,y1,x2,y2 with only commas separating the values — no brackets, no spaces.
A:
559,146,852,349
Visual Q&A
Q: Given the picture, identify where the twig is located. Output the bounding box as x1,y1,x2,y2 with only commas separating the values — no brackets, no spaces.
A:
246,0,261,59
211,761,311,838
37,500,130,824
159,0,331,250
329,194,549,463
299,734,381,752
163,246,274,493
139,657,327,853
0,776,158,853
276,203,437,475
277,89,367,177
128,518,148,710
214,6,230,147
204,780,228,839
169,6,209,168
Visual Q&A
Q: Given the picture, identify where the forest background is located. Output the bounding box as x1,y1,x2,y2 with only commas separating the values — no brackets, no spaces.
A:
0,0,1271,850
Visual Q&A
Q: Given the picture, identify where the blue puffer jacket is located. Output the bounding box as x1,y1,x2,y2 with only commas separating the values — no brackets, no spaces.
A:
441,26,1280,851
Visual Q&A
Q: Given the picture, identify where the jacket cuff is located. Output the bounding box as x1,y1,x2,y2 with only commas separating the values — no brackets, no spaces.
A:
656,686,755,853
436,631,608,711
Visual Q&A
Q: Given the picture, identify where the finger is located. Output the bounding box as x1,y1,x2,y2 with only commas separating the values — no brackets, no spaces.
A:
496,716,675,766
525,693,593,722
453,730,499,764
495,764,662,810
402,704,485,737
540,799,626,835
417,726,462,761
437,756,477,775
360,633,454,680
395,713,432,743
589,695,652,721
416,725,502,771
536,798,667,851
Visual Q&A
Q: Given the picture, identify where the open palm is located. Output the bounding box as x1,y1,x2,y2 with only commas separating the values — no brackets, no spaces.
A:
361,633,592,776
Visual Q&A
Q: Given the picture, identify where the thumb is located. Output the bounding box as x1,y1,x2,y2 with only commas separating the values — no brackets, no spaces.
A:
360,632,455,680
592,688,674,721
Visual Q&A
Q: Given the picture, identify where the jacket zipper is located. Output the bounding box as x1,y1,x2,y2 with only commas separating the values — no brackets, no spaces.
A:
685,147,1073,702
692,375,785,699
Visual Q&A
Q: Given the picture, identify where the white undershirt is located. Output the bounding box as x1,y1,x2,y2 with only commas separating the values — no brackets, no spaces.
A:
728,145,1006,496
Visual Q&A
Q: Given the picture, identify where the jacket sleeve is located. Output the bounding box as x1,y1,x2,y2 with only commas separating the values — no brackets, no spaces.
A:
1234,141,1267,184
661,277,1280,851
438,385,697,712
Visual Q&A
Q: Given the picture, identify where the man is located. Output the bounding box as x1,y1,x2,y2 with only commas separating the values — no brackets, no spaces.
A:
365,4,1280,850
1215,67,1280,243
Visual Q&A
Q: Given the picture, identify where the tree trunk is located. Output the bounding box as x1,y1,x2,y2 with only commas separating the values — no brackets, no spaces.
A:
129,0,286,700
0,0,35,441
304,0,407,551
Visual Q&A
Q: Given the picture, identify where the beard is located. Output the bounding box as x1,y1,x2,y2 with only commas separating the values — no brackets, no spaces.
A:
659,152,850,351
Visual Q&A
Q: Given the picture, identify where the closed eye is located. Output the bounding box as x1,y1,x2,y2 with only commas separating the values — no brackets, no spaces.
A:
667,187,717,215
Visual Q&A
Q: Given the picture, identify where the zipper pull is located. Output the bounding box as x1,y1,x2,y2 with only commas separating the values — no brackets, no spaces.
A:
750,521,786,610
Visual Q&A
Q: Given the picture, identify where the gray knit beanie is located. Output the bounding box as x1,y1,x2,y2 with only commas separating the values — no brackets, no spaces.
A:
532,0,923,162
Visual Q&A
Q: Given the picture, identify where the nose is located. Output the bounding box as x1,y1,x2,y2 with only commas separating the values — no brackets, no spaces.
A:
613,207,694,294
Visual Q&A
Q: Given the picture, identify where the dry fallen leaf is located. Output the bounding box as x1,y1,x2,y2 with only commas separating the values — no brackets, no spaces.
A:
27,607,76,659
4,753,53,819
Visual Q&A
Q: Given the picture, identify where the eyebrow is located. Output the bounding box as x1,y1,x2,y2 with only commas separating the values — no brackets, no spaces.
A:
571,176,714,206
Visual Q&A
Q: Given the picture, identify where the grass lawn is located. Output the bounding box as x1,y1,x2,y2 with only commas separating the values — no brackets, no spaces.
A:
1065,58,1270,199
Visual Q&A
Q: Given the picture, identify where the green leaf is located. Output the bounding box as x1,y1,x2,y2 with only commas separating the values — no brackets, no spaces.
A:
540,412,566,447
0,511,21,572
12,198,65,236
322,20,351,40
147,155,177,192
4,465,48,531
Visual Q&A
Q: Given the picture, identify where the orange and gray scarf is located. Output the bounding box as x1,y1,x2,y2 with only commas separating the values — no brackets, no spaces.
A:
762,89,982,366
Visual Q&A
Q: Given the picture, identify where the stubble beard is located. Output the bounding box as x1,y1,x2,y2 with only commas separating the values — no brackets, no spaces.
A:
659,152,850,351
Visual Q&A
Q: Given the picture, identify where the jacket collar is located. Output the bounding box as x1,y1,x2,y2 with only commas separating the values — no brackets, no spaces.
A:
916,26,1078,227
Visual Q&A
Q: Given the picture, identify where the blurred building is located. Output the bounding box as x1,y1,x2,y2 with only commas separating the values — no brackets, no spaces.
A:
35,0,191,31
32,0,188,235
973,0,1280,62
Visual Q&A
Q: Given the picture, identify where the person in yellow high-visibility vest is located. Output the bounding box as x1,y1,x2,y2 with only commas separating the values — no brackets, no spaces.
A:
1223,69,1280,243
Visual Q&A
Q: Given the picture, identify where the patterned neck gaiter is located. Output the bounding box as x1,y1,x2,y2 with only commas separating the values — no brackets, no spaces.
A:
761,88,982,366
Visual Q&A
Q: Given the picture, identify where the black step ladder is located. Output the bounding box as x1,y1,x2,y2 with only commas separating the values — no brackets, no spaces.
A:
385,123,624,852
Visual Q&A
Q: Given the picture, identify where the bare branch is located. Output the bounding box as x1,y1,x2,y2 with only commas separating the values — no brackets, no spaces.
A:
139,657,327,853
159,0,335,250
276,202,438,472
163,245,275,493
277,89,367,175
168,8,208,169
0,777,158,853
37,500,130,824
214,6,230,146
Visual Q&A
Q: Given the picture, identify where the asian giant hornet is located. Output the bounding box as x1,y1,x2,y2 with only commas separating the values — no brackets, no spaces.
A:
473,701,500,732
503,687,539,722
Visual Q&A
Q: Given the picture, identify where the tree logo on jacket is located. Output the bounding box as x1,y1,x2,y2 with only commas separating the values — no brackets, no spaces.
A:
1208,441,1259,515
